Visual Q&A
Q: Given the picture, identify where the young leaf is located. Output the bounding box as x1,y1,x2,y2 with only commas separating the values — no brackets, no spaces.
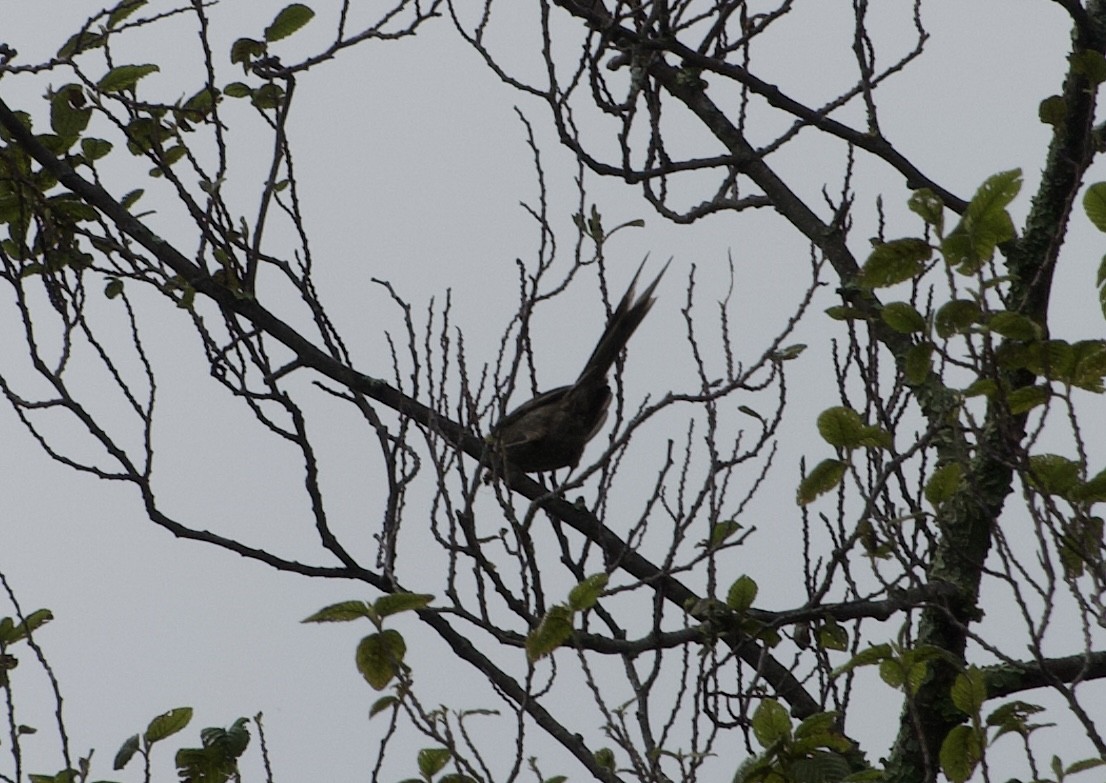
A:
526,605,573,662
751,699,792,748
880,301,926,334
939,724,982,783
144,707,193,744
97,64,159,92
1083,182,1106,232
567,574,608,612
797,459,847,505
725,575,758,612
858,238,931,289
374,592,434,618
302,600,375,623
924,463,962,508
265,4,315,42
417,748,452,778
356,629,407,690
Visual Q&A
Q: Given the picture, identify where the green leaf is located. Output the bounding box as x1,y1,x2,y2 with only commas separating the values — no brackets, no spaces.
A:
80,137,113,161
832,643,892,677
1039,94,1067,127
903,341,933,385
144,707,193,744
816,619,849,652
725,575,758,612
934,299,983,338
942,169,1022,274
787,752,853,783
817,407,866,448
108,0,148,27
356,629,407,690
880,301,926,333
113,734,140,770
98,64,159,93
120,189,144,210
526,605,573,662
774,343,807,361
57,31,107,58
224,82,252,98
593,748,616,772
50,85,91,141
707,519,741,549
797,459,847,506
751,699,792,748
1083,183,1106,232
302,600,374,623
251,83,285,110
374,592,434,618
988,311,1042,341
924,464,962,508
417,748,452,778
369,696,398,718
1027,453,1081,499
951,666,987,716
567,574,608,612
1006,384,1049,414
1074,467,1106,503
265,4,315,42
825,305,867,321
908,188,944,233
939,725,982,783
816,407,891,450
858,238,932,289
1072,50,1106,84
104,277,124,299
230,38,266,70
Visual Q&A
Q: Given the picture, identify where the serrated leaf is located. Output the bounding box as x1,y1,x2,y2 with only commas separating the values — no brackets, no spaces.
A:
858,238,931,289
109,0,148,27
265,4,315,42
951,666,987,716
925,463,962,508
939,725,982,783
302,600,374,623
817,619,849,652
113,734,140,770
417,748,451,778
567,574,608,612
144,707,193,744
1006,384,1049,414
1074,467,1106,503
787,752,853,783
356,629,406,690
374,592,433,618
57,31,107,58
943,169,1022,274
797,459,847,506
526,605,573,662
725,575,758,612
1085,183,1106,233
50,85,91,140
1027,453,1081,498
934,299,983,338
881,301,926,333
908,188,944,233
751,699,791,748
98,64,159,93
593,747,616,771
832,643,892,677
903,341,933,385
988,311,1041,340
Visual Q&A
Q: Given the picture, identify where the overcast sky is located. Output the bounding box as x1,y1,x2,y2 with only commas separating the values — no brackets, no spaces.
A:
1,2,1102,781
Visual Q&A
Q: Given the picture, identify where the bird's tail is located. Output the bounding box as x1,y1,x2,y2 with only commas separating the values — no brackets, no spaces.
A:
576,259,670,388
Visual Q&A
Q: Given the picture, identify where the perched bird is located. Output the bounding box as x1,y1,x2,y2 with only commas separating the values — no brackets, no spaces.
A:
488,261,668,474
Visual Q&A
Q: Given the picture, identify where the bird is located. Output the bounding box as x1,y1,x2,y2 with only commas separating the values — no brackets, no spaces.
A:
487,261,668,474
